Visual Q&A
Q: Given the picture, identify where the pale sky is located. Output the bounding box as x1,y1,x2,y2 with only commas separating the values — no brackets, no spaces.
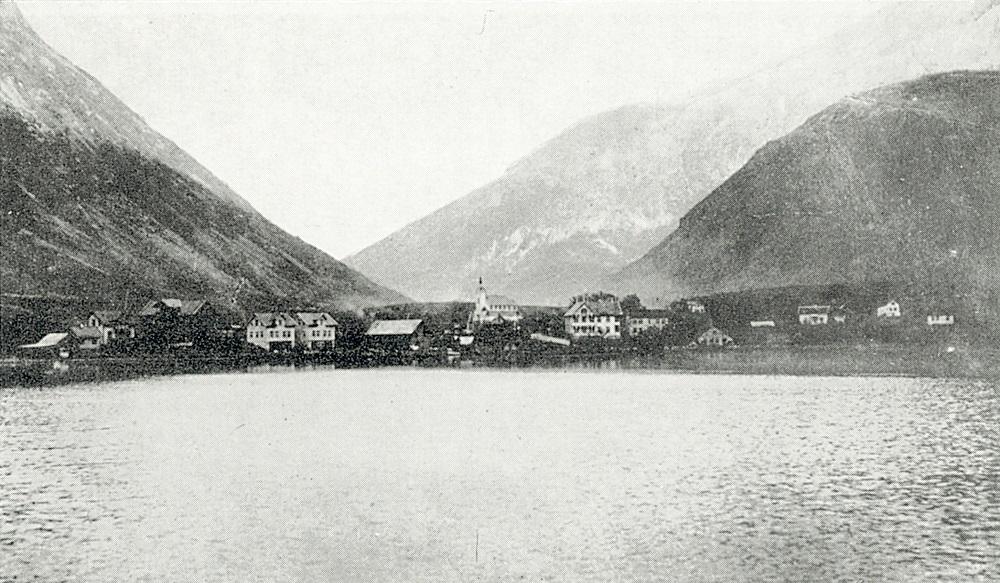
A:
18,1,885,259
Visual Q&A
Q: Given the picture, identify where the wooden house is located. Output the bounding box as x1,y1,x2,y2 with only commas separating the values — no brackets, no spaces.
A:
365,319,425,354
926,314,955,326
70,326,102,350
294,312,339,352
626,308,671,337
86,311,136,346
137,298,229,348
564,296,623,340
798,305,830,325
245,312,298,352
697,327,733,347
877,300,901,318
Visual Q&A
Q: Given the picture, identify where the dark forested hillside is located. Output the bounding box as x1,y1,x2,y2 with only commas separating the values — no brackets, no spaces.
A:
0,0,405,335
612,71,1000,323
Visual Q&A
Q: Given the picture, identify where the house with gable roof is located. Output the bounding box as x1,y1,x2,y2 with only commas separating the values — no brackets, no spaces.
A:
564,294,623,340
137,298,229,348
86,310,136,346
245,312,298,352
294,312,339,352
365,319,425,356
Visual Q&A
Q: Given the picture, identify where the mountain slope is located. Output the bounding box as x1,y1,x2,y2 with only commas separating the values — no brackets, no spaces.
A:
611,71,1000,320
0,1,406,314
346,0,1000,305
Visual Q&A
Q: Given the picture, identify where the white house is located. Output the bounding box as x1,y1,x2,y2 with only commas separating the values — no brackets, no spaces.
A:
798,305,830,325
927,314,955,326
294,312,339,352
564,295,623,340
86,311,135,346
246,312,298,351
686,300,706,314
627,309,670,337
697,327,733,347
469,280,522,325
877,300,901,318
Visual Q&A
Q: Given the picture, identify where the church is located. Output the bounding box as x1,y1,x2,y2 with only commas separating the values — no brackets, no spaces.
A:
469,279,523,326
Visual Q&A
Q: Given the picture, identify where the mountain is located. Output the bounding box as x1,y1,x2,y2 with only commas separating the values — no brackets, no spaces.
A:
346,0,1000,306
611,71,1000,321
0,1,406,319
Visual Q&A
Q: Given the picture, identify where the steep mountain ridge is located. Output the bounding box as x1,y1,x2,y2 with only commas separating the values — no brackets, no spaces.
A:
347,0,1000,305
0,1,250,211
611,71,1000,320
0,1,406,315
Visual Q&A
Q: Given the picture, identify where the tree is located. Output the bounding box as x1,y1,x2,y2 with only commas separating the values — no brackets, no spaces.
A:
620,294,643,314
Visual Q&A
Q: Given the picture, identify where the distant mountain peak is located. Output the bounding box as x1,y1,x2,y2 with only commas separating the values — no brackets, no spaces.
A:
347,1,1000,305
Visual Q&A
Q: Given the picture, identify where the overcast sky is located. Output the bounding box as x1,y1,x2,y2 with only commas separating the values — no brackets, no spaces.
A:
18,1,884,259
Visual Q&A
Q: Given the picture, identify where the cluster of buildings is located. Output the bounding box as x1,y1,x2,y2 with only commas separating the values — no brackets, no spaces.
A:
792,299,955,327
19,299,234,357
18,298,343,358
15,281,963,361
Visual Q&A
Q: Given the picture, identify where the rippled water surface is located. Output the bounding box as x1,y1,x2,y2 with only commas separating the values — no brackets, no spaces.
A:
1,369,998,581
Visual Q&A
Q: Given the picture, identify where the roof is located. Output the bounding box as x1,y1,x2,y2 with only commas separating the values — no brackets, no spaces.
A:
70,326,102,339
296,312,339,327
366,319,423,336
139,299,208,317
529,333,571,346
90,310,124,324
485,295,518,307
565,297,623,317
249,312,297,327
797,305,831,315
20,333,69,349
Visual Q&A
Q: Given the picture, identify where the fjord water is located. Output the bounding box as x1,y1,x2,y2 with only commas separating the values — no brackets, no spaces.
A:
1,369,997,582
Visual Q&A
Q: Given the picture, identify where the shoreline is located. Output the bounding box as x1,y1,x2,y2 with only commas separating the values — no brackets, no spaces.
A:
2,342,997,388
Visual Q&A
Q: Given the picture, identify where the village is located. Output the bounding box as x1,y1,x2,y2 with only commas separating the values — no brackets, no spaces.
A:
5,277,966,377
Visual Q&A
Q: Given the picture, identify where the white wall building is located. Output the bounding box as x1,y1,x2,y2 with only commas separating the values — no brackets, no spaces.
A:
877,300,901,318
927,314,955,326
798,305,830,325
469,281,522,325
294,312,339,351
246,312,298,351
564,296,623,340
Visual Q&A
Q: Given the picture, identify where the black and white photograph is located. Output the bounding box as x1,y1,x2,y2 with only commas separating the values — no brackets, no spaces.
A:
1,0,998,580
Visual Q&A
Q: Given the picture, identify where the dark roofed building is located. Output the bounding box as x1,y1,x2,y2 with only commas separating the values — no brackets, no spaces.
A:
136,298,229,349
365,319,425,357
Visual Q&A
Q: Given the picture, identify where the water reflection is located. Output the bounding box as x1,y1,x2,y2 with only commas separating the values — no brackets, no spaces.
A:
1,371,997,581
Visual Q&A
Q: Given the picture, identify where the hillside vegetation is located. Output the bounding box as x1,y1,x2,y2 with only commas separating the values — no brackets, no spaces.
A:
612,71,1000,325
